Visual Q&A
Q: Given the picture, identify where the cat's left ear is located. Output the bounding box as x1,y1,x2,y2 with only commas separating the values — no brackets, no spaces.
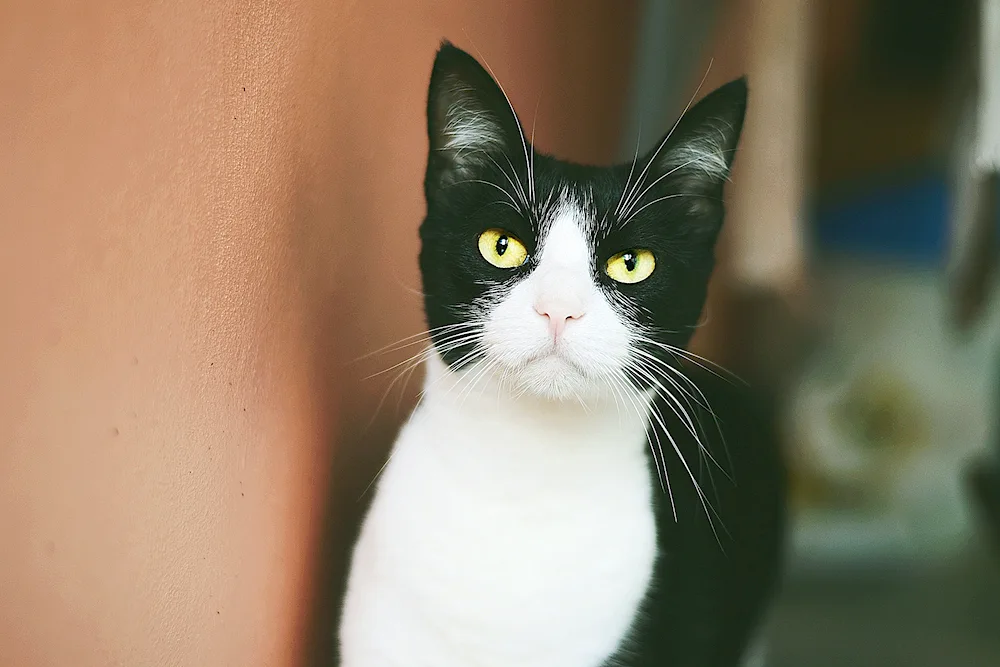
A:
645,77,748,212
425,42,526,191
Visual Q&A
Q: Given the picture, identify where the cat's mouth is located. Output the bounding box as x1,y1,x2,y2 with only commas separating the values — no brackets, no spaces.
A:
522,347,588,375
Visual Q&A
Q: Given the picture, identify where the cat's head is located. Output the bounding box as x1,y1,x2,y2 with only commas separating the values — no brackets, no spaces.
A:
419,42,746,402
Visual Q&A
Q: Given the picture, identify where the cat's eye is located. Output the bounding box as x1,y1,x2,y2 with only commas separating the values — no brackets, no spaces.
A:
478,228,528,269
605,249,655,284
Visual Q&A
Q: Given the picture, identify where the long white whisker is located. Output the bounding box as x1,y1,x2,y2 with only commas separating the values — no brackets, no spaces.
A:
358,453,394,502
452,178,522,210
631,341,735,483
619,150,737,224
618,60,715,219
629,346,715,412
529,96,540,207
502,154,531,210
629,358,730,482
619,194,686,226
353,322,480,363
646,398,728,547
633,333,745,385
364,330,485,381
615,122,644,217
610,371,676,514
482,153,529,212
464,38,535,206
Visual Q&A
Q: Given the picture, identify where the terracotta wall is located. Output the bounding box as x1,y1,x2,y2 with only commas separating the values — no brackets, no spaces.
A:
0,1,639,665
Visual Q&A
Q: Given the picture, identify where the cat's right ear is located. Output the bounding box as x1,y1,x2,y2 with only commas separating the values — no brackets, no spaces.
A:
425,41,525,190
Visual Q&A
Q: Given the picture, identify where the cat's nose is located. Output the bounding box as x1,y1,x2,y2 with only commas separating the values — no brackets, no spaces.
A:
534,298,585,339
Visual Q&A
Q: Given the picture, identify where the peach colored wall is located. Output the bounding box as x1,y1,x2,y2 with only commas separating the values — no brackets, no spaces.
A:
1,2,333,665
0,1,638,665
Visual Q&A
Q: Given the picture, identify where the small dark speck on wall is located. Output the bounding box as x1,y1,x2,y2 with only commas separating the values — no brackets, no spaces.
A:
130,356,139,366
111,427,119,437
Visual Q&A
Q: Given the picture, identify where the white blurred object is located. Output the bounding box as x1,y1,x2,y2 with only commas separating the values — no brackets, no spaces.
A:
948,0,1000,329
786,261,1000,571
976,0,1000,172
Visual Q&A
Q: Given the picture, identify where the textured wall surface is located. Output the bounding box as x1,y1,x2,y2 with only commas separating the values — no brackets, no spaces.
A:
0,2,335,665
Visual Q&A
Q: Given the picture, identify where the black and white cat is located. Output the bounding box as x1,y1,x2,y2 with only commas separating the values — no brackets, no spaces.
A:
339,42,786,667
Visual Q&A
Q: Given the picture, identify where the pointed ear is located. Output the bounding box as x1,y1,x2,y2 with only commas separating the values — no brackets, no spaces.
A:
646,77,748,210
426,41,525,189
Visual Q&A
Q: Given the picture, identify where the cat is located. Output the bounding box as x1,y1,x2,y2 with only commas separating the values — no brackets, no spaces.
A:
338,41,787,667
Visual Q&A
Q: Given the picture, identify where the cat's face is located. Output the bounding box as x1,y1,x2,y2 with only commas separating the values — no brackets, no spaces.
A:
419,43,746,402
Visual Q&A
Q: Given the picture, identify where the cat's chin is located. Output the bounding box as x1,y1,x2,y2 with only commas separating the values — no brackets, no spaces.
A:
502,353,611,403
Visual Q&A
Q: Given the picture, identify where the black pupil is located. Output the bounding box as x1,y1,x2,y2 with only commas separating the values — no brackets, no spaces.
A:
623,252,637,272
496,235,509,256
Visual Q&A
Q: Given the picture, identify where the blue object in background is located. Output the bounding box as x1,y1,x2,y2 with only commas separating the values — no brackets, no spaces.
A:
811,171,951,266
812,170,1000,267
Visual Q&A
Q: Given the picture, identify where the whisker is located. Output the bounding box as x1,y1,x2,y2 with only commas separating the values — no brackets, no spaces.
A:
614,122,644,218
357,452,394,502
645,397,728,546
633,333,745,385
501,154,531,210
618,149,737,223
481,151,531,211
631,341,735,484
609,371,677,514
629,358,730,482
620,192,718,228
451,178,522,211
618,60,715,219
463,36,535,206
529,96,541,207
363,331,483,381
353,322,480,363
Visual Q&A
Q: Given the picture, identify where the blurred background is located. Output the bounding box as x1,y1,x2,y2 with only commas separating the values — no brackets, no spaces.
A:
3,0,1000,666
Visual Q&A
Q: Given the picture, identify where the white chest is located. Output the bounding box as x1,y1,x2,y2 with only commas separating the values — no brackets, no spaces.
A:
339,390,658,667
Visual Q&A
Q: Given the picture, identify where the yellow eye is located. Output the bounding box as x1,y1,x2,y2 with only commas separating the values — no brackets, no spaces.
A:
605,249,655,284
478,228,528,269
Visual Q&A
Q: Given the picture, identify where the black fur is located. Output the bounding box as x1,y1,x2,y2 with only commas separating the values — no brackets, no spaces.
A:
419,42,786,667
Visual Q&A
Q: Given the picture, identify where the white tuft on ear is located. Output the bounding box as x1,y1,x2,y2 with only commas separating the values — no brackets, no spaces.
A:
660,116,737,183
439,80,506,156
425,44,527,190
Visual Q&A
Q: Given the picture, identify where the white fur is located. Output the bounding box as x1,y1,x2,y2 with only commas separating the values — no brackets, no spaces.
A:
340,198,659,667
663,128,731,181
442,82,505,155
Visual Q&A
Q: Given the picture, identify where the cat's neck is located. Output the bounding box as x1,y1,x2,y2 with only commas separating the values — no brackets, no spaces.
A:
414,353,653,482
420,353,652,436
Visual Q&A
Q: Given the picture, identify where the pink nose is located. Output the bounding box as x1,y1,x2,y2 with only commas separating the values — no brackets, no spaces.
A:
534,300,585,339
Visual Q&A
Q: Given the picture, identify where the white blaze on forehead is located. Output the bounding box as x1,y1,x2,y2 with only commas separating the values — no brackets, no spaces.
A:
530,197,597,330
537,198,593,272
